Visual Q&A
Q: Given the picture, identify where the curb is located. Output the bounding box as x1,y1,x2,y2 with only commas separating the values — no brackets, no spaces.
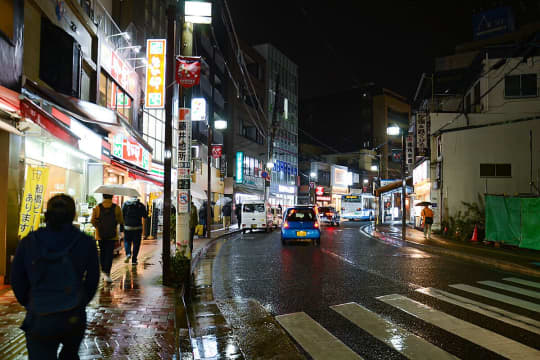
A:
361,225,540,278
191,229,243,272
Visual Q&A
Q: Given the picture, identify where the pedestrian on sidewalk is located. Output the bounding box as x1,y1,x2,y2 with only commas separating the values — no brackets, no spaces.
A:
91,194,124,283
421,204,434,239
11,194,100,360
190,201,198,253
222,201,232,230
122,197,147,265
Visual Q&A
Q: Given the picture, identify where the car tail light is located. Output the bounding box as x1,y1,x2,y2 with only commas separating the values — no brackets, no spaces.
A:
262,223,266,227
314,222,319,228
242,224,246,227
284,221,289,229
325,212,332,216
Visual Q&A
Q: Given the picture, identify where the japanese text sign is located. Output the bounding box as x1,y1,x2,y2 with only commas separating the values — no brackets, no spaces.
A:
145,39,166,108
112,134,151,170
211,144,222,159
18,166,49,238
177,108,191,214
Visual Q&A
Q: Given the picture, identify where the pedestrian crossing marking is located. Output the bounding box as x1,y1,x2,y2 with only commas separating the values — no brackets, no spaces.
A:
377,294,540,360
416,287,540,335
275,312,363,360
450,284,540,312
503,277,540,290
331,302,459,360
478,280,540,300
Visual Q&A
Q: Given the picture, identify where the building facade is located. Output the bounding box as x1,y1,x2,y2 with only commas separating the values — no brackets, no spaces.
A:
254,44,299,206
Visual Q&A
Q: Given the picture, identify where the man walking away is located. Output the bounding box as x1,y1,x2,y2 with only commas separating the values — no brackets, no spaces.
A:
421,204,434,239
222,201,232,230
11,194,100,360
189,201,198,253
91,194,124,283
122,197,147,265
235,203,242,228
198,201,207,238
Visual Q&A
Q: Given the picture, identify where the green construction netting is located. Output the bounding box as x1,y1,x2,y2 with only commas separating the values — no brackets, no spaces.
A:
520,197,540,250
485,196,521,245
485,195,540,250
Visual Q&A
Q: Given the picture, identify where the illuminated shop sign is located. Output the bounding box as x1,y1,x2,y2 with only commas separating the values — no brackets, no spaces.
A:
145,39,166,109
112,133,151,171
100,42,138,96
278,185,296,194
235,151,243,183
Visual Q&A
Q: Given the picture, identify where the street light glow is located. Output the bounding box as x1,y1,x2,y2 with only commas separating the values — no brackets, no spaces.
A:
310,172,316,178
185,1,212,17
266,162,274,170
214,119,227,130
387,126,400,136
371,165,378,171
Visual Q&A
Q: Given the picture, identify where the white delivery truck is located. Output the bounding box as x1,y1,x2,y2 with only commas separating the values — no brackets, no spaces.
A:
240,200,268,233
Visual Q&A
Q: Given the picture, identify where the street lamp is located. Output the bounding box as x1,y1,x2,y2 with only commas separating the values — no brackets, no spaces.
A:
310,172,316,178
370,165,378,171
214,119,227,130
386,125,407,240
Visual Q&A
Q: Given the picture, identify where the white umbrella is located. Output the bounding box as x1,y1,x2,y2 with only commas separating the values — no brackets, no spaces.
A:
93,184,141,197
215,197,232,206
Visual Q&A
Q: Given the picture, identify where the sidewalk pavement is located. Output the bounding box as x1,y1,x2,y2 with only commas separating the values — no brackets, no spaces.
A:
369,224,540,277
0,225,243,360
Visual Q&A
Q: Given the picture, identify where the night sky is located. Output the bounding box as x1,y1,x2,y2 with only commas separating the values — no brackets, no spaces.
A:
228,1,476,100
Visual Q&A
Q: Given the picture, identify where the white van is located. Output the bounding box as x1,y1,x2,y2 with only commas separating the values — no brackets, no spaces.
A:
241,200,267,232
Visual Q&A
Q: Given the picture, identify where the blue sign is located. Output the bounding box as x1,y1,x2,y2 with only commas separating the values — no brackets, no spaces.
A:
472,7,515,40
236,152,243,184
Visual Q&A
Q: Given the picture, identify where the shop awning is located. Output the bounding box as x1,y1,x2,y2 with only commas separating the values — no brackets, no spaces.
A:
0,85,23,135
20,98,80,148
128,167,164,188
375,177,413,197
23,80,152,153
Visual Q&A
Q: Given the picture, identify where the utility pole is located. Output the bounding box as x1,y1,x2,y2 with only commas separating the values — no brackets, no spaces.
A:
162,3,177,286
401,131,407,240
207,45,215,238
266,74,280,201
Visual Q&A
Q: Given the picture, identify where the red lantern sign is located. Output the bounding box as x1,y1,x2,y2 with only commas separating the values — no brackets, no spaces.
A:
176,56,201,88
211,144,222,159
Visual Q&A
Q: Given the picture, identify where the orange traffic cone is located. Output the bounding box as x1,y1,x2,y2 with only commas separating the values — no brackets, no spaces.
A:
470,225,478,242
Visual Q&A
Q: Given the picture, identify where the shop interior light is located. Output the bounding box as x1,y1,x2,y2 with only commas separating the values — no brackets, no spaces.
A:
363,179,369,184
51,141,89,160
371,165,378,171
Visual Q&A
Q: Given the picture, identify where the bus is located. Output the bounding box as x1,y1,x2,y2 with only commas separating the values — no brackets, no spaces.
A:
340,194,376,221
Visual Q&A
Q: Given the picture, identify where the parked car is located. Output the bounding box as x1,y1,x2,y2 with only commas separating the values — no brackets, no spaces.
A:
241,200,268,232
281,206,321,245
318,206,340,226
267,206,283,229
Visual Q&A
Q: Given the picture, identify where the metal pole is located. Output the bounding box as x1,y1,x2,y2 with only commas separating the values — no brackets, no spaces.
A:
207,45,215,238
163,4,176,285
401,132,406,240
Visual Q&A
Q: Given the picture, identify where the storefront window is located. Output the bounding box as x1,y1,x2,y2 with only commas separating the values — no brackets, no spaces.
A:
99,71,133,125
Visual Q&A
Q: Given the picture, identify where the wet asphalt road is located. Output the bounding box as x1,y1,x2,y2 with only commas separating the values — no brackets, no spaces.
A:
212,222,540,359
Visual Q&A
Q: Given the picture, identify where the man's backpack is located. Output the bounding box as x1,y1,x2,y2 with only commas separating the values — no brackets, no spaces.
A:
124,201,144,226
97,203,117,239
29,232,83,316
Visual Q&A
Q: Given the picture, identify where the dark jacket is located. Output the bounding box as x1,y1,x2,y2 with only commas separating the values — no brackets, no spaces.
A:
11,224,100,310
222,203,232,217
198,203,214,225
190,204,198,230
122,199,148,230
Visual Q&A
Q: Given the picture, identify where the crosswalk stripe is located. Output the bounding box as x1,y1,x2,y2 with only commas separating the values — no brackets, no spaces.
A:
331,302,459,360
416,287,540,335
275,312,363,360
478,281,540,299
449,284,540,312
378,294,540,360
503,277,540,290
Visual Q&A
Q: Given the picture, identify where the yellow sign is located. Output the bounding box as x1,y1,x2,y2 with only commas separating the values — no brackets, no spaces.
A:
18,166,49,238
145,39,166,109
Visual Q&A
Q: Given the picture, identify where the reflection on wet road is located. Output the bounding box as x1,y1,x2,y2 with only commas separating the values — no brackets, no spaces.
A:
211,222,540,359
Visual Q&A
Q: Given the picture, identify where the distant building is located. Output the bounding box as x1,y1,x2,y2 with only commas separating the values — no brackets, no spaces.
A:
254,44,299,206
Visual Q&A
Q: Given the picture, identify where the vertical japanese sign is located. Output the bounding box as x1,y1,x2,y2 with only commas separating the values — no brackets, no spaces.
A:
235,152,243,184
416,113,428,156
406,134,414,168
145,39,166,109
177,108,191,214
18,166,49,238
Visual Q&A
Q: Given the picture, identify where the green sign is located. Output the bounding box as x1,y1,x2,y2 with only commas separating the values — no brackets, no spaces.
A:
236,152,243,184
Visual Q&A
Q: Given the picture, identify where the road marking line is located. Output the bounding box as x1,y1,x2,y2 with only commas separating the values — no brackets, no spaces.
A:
275,312,363,360
416,287,540,335
503,277,540,289
449,284,540,312
331,302,458,359
377,294,540,360
478,281,540,299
